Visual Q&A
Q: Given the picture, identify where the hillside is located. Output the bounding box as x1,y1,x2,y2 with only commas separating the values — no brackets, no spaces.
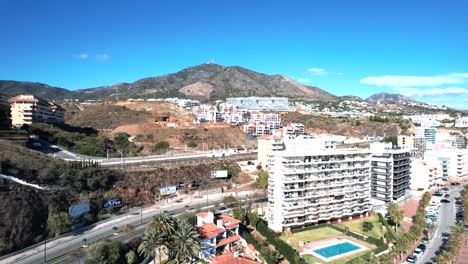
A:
0,140,120,255
64,103,154,130
366,92,415,104
0,64,337,102
281,112,402,137
0,81,74,100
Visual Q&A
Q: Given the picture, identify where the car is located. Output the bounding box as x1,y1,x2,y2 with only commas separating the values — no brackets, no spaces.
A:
456,200,463,205
425,215,437,220
417,244,427,252
406,254,417,263
217,206,227,211
441,199,450,203
441,187,449,192
414,247,423,258
451,182,461,186
444,194,450,198
421,237,429,244
442,232,450,241
434,192,443,197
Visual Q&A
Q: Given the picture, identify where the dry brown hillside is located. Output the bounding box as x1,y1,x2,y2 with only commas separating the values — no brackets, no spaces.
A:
282,112,402,137
64,103,153,130
113,122,256,154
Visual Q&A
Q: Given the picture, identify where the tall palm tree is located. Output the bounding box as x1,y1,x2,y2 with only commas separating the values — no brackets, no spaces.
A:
138,227,168,264
150,213,176,237
170,219,201,263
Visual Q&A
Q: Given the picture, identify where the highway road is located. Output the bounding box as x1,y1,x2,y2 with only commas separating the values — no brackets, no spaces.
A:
418,185,463,264
0,189,263,264
33,138,256,166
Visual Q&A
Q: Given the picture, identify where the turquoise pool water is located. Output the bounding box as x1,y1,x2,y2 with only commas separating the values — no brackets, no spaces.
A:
313,242,361,258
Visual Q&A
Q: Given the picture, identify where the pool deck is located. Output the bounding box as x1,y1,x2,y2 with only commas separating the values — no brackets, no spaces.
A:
301,237,369,262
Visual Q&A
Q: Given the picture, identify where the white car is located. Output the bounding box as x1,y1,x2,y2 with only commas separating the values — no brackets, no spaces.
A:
413,247,423,258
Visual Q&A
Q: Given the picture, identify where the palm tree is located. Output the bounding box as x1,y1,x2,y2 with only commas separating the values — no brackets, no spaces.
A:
387,202,404,231
170,219,201,263
150,213,176,237
138,227,168,264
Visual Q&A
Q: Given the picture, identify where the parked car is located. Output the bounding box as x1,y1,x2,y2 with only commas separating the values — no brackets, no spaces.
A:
414,247,423,258
421,237,429,244
456,200,463,205
417,244,427,253
451,182,461,186
444,194,450,198
425,215,437,220
434,192,443,197
441,199,450,203
406,254,417,263
442,232,450,241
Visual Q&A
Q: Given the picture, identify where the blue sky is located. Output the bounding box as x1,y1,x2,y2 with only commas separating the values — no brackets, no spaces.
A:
1,0,467,108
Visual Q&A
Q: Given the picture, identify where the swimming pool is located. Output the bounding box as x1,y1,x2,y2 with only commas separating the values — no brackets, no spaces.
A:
313,241,361,258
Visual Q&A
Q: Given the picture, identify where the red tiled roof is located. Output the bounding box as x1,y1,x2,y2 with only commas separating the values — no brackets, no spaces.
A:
197,223,225,239
216,234,241,247
225,224,238,230
209,253,259,264
196,212,210,217
219,215,241,225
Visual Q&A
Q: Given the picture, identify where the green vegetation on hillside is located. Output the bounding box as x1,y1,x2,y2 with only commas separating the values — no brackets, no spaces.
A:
26,123,142,157
0,140,122,255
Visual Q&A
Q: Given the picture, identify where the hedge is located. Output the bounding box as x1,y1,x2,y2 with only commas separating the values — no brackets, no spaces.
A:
240,227,276,264
377,212,397,241
256,220,306,264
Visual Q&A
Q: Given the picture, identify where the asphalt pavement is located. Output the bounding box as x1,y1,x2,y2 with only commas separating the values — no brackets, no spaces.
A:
418,185,463,264
0,189,262,264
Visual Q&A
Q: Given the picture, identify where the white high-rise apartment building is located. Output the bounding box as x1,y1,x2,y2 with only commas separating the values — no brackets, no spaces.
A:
267,138,372,232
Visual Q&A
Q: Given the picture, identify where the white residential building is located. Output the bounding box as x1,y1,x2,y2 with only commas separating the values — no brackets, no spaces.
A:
226,97,290,111
193,104,217,123
370,143,412,203
411,160,443,192
196,212,242,258
455,116,468,128
267,139,372,232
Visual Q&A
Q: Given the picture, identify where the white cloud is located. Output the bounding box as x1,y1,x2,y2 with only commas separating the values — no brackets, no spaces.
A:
96,53,111,61
307,68,328,76
74,53,88,59
360,73,468,87
393,87,468,97
296,78,311,83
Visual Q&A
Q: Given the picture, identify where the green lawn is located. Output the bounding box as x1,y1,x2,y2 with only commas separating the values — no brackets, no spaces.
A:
280,227,376,264
280,227,342,251
336,214,385,239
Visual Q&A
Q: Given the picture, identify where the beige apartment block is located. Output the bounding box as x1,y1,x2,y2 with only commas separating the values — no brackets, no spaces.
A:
9,94,64,126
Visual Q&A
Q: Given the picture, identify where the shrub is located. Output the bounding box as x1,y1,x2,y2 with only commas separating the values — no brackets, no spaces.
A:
187,141,197,148
362,221,374,232
153,141,170,153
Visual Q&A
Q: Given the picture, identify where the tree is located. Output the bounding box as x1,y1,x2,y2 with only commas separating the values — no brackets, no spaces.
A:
255,171,268,189
149,213,176,237
222,195,237,206
387,202,404,230
126,250,137,264
153,141,170,154
247,208,260,228
47,212,71,237
138,227,168,264
86,241,127,264
233,201,245,223
362,221,374,232
187,141,198,148
170,219,201,263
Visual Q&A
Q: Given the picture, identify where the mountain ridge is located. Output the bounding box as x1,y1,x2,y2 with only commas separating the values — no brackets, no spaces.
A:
0,63,337,101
